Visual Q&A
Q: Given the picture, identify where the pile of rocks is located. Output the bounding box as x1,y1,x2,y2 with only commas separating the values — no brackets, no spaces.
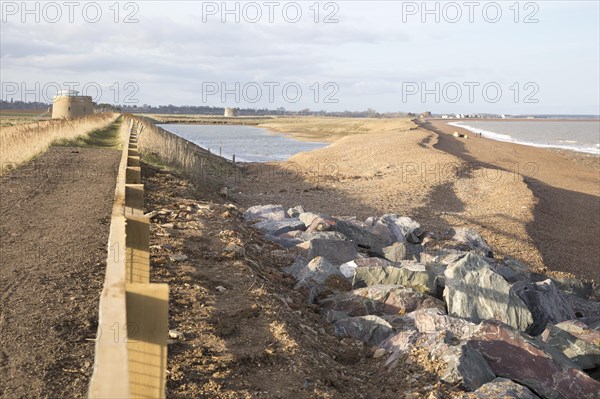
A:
244,204,600,398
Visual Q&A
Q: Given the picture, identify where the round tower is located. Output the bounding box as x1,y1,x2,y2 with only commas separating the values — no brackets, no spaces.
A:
224,107,238,117
52,90,94,119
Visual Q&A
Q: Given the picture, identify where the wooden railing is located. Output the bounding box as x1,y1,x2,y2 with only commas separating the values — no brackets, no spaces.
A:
88,117,169,398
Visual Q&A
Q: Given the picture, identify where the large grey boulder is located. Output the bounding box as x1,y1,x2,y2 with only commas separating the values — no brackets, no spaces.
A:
298,211,321,227
568,295,600,318
320,285,445,317
334,218,384,250
440,342,496,391
282,258,309,279
421,247,468,266
334,315,394,345
353,263,437,295
365,214,422,244
444,253,533,332
425,262,447,298
452,227,493,258
547,276,594,300
491,257,533,283
382,242,422,263
253,218,305,236
413,308,478,341
542,320,600,370
294,238,358,265
339,257,393,279
459,378,539,399
469,319,600,399
513,279,575,336
300,230,347,242
244,204,286,222
294,256,344,289
264,231,304,248
364,216,397,246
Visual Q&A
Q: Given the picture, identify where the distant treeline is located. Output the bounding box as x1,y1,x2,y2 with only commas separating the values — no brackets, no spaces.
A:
0,100,50,110
0,100,416,118
119,104,416,118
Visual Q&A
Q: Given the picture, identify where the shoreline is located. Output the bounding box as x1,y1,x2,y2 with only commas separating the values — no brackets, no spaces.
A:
421,120,599,281
441,119,600,156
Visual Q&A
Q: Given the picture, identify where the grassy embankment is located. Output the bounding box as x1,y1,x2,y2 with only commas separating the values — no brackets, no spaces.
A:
53,117,123,149
0,109,52,127
0,113,120,174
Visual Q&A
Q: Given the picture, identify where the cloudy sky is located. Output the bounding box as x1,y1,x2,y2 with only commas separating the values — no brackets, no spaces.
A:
1,1,599,114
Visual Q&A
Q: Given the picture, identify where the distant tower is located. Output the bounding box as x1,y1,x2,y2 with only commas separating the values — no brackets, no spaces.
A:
224,107,238,117
52,90,94,119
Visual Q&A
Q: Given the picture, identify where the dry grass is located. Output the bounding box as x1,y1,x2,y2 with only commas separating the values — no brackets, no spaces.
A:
258,117,417,142
53,117,123,149
0,109,52,127
0,113,119,172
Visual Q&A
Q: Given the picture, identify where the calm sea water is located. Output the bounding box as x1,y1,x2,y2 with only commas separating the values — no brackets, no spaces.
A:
449,120,600,155
158,124,327,162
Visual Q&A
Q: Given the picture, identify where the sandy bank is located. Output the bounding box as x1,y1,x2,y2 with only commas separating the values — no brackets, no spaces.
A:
424,120,599,281
230,119,558,278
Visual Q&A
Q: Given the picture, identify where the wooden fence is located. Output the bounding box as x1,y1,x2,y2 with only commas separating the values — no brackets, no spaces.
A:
130,115,238,186
88,117,169,398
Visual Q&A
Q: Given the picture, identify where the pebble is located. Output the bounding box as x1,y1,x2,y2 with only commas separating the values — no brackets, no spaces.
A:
168,330,185,340
373,348,387,359
215,286,227,293
169,253,188,262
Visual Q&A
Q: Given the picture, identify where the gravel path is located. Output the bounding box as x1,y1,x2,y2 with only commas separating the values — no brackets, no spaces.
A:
0,146,120,398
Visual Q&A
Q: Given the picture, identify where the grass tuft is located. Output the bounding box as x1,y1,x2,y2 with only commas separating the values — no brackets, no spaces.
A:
53,117,123,149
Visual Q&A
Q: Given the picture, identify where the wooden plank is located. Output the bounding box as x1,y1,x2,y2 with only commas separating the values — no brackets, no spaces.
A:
129,148,140,157
88,119,132,398
125,215,150,284
125,184,144,214
126,167,141,184
126,284,169,399
128,156,141,167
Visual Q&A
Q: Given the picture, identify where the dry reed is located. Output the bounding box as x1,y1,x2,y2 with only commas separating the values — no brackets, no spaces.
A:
0,113,119,172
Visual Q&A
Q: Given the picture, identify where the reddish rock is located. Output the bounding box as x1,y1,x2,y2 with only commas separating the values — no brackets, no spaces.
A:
320,285,445,317
460,377,539,399
469,320,600,399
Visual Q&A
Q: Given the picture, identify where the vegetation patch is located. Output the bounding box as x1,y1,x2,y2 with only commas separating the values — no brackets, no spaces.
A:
53,117,123,149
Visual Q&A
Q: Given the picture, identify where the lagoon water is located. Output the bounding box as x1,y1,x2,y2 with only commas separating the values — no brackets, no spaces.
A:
159,124,327,162
449,120,600,155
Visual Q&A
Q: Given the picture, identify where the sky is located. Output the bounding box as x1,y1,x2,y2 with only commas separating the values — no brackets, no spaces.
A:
1,0,599,115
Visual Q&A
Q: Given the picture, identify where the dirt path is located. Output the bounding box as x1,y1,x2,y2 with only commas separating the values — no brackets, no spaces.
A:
0,146,120,398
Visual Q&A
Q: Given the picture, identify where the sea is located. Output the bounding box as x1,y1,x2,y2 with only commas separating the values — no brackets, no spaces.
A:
448,120,600,155
158,124,327,162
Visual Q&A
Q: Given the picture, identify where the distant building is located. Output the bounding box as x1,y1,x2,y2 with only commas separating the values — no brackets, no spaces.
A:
224,107,238,117
51,90,93,119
